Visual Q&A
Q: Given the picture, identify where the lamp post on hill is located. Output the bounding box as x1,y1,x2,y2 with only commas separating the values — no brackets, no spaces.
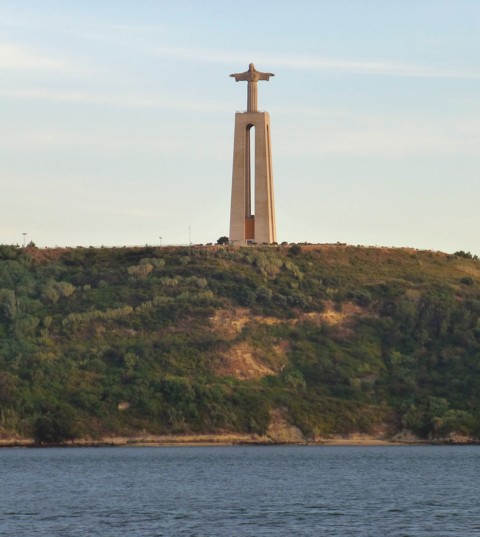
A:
22,233,27,248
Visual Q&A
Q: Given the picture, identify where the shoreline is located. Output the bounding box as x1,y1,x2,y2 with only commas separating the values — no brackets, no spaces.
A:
1,432,477,448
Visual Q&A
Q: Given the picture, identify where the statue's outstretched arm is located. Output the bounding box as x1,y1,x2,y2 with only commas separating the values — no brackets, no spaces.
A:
230,73,250,81
257,72,275,81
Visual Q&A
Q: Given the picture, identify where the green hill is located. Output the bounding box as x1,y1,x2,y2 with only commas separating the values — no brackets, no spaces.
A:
1,243,480,444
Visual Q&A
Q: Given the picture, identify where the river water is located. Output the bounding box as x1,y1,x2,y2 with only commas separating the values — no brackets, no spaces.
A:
1,445,479,536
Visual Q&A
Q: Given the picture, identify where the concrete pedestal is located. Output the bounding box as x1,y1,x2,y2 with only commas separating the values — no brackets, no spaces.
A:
229,111,276,245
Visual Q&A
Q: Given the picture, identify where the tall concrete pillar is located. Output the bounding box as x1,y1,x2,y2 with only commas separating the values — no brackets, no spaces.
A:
229,64,277,245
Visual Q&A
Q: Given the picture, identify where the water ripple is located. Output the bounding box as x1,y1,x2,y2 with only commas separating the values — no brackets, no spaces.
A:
1,445,480,536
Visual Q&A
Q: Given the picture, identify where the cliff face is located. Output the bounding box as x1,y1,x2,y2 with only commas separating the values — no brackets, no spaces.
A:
1,243,480,443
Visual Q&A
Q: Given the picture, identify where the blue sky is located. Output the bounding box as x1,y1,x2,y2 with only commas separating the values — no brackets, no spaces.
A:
1,0,479,252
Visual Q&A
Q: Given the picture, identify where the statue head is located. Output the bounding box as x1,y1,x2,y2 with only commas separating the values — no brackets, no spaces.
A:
248,63,255,71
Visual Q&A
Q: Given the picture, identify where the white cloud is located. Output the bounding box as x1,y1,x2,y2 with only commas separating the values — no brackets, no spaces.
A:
103,23,168,33
0,87,229,112
0,14,43,29
107,208,157,219
0,43,65,71
265,55,480,80
146,45,480,80
276,114,480,158
0,127,177,153
0,120,229,160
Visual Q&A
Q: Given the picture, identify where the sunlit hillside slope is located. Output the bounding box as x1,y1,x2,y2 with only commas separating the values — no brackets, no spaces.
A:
1,243,480,444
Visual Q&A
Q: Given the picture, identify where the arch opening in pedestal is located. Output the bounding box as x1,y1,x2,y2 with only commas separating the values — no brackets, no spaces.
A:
245,124,256,241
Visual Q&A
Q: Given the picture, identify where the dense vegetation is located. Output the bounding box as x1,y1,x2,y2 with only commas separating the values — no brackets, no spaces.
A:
1,243,480,443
